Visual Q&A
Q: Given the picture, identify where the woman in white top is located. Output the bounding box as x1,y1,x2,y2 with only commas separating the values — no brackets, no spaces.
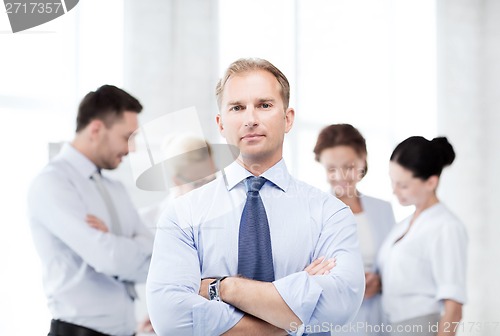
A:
378,136,467,336
314,124,396,336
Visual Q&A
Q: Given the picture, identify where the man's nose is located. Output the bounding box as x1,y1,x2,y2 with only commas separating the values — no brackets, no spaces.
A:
244,106,258,127
127,134,137,154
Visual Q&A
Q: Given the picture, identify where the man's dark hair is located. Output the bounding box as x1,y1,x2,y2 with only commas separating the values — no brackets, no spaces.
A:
76,84,143,132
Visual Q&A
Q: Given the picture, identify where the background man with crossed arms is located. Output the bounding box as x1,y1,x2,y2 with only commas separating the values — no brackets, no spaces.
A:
147,58,365,335
28,85,153,336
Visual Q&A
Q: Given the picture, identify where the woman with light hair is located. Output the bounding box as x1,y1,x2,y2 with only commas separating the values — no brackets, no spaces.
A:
139,134,217,227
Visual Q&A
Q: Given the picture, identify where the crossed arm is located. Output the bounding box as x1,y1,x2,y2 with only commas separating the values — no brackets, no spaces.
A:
85,214,156,334
28,175,152,282
147,205,364,335
86,217,335,335
198,258,336,334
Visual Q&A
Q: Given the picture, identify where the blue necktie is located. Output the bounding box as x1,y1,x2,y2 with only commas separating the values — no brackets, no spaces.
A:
238,176,275,282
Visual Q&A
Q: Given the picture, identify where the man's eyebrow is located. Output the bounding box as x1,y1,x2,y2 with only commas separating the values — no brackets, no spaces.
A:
258,98,276,102
225,98,276,106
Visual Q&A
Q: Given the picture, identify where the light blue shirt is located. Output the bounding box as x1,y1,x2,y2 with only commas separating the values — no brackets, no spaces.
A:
147,159,365,336
27,143,153,336
335,194,396,336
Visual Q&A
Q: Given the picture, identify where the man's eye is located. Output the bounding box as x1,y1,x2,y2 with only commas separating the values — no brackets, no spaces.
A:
261,103,271,109
230,106,241,111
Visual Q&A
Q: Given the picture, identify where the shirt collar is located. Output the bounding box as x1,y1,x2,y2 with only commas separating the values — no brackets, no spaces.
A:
223,158,290,192
58,143,99,179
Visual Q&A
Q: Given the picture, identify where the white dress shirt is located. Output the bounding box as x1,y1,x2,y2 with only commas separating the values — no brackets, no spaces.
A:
27,143,153,336
147,159,365,336
377,203,468,323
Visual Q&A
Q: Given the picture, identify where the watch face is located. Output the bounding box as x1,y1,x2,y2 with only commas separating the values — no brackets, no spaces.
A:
209,283,217,300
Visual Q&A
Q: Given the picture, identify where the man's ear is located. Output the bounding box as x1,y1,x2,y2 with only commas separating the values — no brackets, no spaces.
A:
88,119,104,140
284,108,295,134
216,114,225,137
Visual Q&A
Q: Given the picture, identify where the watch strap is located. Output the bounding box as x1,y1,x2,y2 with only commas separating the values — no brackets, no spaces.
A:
208,276,228,301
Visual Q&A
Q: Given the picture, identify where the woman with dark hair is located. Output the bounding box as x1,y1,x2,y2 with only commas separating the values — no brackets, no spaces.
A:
377,136,467,336
314,124,395,335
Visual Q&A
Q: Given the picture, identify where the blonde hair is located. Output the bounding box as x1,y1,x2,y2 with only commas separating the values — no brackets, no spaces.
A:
161,134,213,177
215,58,290,110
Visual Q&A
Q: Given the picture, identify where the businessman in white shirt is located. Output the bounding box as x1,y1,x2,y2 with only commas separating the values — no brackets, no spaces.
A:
147,58,365,335
28,85,153,336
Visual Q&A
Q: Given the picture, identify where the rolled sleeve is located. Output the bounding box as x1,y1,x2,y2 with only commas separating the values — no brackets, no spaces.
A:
273,271,323,325
431,221,468,305
436,284,466,304
193,300,244,336
311,206,365,326
272,206,365,332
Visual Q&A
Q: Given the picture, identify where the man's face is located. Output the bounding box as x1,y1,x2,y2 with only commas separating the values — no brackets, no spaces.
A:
216,70,294,166
96,111,138,169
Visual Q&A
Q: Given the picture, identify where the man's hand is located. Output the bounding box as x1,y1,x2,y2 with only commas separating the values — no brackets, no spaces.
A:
196,258,335,333
304,256,336,275
137,316,155,334
364,272,381,299
86,214,109,233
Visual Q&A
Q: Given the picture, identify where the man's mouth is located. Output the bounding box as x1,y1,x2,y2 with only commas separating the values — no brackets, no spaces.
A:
241,133,264,140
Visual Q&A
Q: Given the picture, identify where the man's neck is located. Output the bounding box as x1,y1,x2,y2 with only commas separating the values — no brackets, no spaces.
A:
236,156,282,176
71,136,98,167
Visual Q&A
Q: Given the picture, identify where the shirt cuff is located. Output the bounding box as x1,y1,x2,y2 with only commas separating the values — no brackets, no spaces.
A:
436,284,467,304
193,300,244,336
273,271,323,327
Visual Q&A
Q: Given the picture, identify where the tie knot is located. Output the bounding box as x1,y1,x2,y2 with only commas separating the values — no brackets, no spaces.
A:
90,169,102,181
245,176,266,193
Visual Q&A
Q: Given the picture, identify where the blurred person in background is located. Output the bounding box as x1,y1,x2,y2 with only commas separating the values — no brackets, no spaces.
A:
139,134,218,228
377,136,467,336
314,123,395,336
28,85,154,336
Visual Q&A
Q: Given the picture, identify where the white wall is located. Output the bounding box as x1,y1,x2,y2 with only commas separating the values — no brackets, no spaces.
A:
437,0,500,333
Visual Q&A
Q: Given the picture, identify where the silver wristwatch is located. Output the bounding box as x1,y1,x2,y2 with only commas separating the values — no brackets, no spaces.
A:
208,276,228,301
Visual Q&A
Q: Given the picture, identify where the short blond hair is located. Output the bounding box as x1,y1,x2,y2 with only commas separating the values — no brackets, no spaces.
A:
215,58,290,110
161,134,213,177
